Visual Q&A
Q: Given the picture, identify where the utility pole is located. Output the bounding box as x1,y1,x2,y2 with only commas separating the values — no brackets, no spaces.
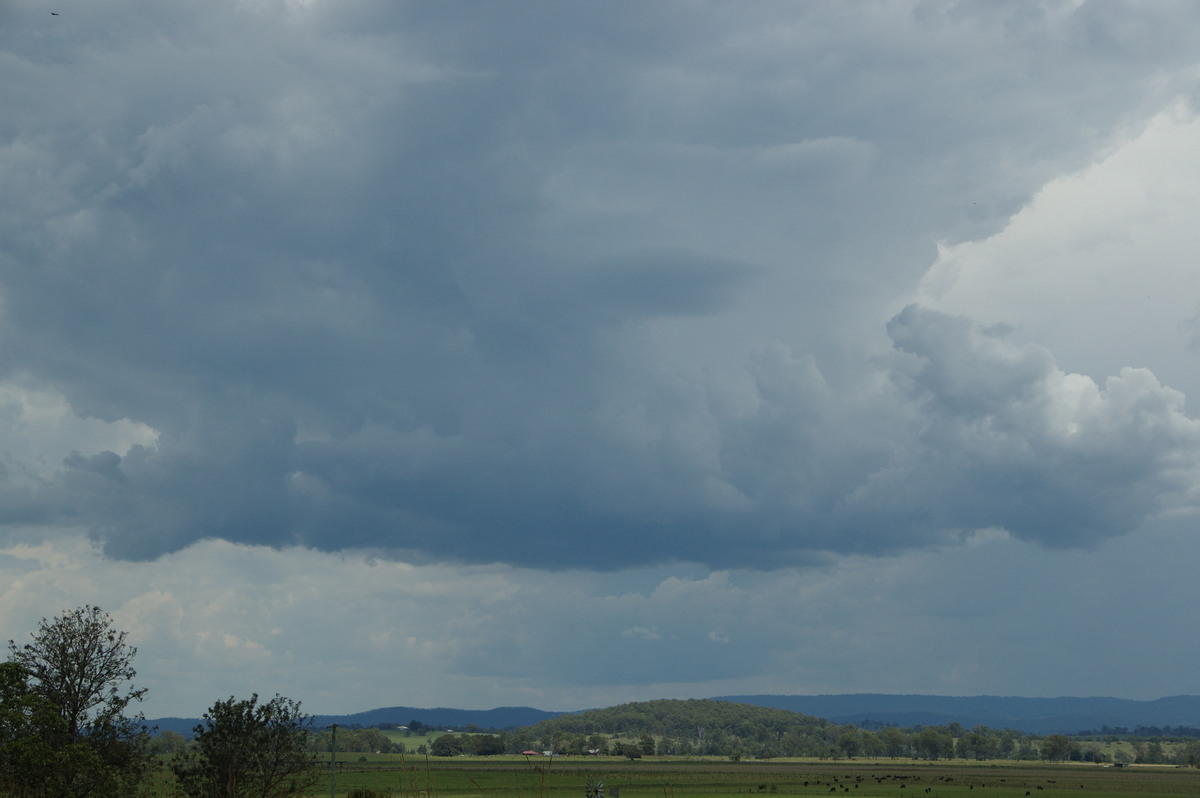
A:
329,723,338,798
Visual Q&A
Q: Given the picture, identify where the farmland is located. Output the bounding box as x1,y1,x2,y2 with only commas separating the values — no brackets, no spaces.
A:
248,754,1200,798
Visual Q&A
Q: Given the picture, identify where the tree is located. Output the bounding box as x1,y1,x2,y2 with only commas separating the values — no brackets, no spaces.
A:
4,606,152,798
859,730,883,758
468,734,506,756
173,693,320,798
7,605,146,739
0,661,61,794
638,734,656,757
837,729,861,759
913,727,953,760
1180,739,1200,768
1139,739,1166,765
962,727,996,760
880,726,909,758
1041,734,1080,762
429,733,464,756
149,730,190,756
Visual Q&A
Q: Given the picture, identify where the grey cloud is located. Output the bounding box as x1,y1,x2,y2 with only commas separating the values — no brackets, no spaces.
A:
561,250,757,322
58,416,299,559
4,1,1200,569
17,304,1196,568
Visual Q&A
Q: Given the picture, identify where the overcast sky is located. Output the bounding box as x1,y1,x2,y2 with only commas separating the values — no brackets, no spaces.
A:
4,0,1200,719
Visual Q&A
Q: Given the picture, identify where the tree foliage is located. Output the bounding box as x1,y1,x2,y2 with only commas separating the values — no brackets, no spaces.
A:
7,605,147,739
0,660,65,794
2,606,152,798
172,693,320,798
308,726,402,754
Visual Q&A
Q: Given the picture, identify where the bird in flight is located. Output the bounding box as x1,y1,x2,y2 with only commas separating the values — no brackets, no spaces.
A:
51,11,59,14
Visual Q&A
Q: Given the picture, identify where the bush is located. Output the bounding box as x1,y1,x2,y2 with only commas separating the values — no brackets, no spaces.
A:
172,693,319,798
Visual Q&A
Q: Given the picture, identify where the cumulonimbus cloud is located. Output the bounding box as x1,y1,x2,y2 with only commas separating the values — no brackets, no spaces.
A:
12,304,1196,569
4,0,1200,570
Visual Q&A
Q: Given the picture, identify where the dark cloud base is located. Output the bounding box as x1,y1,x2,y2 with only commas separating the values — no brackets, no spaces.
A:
12,305,1192,572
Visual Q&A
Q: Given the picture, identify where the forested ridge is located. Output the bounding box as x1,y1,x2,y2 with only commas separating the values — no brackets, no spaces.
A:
525,699,830,739
517,698,960,760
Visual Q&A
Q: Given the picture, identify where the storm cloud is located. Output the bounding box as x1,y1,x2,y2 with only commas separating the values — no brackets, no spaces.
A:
4,0,1200,568
5,0,1200,715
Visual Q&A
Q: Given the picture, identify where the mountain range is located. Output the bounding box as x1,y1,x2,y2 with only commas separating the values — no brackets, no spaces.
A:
146,694,1200,737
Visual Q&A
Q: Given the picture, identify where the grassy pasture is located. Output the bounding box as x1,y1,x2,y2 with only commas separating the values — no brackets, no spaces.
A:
274,756,1200,798
378,728,452,745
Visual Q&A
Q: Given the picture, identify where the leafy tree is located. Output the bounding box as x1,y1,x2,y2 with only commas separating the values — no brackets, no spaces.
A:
996,729,1019,759
859,730,883,758
360,727,398,753
1137,739,1166,764
1041,734,1079,762
4,606,153,798
1180,739,1200,767
309,727,400,754
0,660,63,794
880,726,909,758
7,605,147,739
429,733,464,756
149,729,190,756
960,727,995,760
613,740,642,760
173,693,320,798
638,734,657,757
837,729,861,759
913,727,953,760
468,734,506,756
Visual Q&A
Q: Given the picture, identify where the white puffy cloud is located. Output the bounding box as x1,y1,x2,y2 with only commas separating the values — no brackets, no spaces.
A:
917,104,1200,406
880,305,1200,546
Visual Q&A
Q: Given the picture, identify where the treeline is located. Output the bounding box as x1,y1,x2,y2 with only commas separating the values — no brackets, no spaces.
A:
411,699,1200,764
1081,724,1200,738
308,727,406,754
522,700,1020,761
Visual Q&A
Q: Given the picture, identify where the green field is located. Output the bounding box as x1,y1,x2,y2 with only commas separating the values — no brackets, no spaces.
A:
378,729,455,745
207,755,1200,798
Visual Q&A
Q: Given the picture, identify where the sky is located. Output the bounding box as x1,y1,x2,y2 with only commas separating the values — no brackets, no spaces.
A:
3,0,1200,720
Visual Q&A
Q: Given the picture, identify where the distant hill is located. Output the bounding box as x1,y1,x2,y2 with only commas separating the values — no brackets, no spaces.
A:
146,716,202,736
309,705,562,730
147,705,564,737
146,694,1200,738
714,694,1200,735
522,698,830,739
